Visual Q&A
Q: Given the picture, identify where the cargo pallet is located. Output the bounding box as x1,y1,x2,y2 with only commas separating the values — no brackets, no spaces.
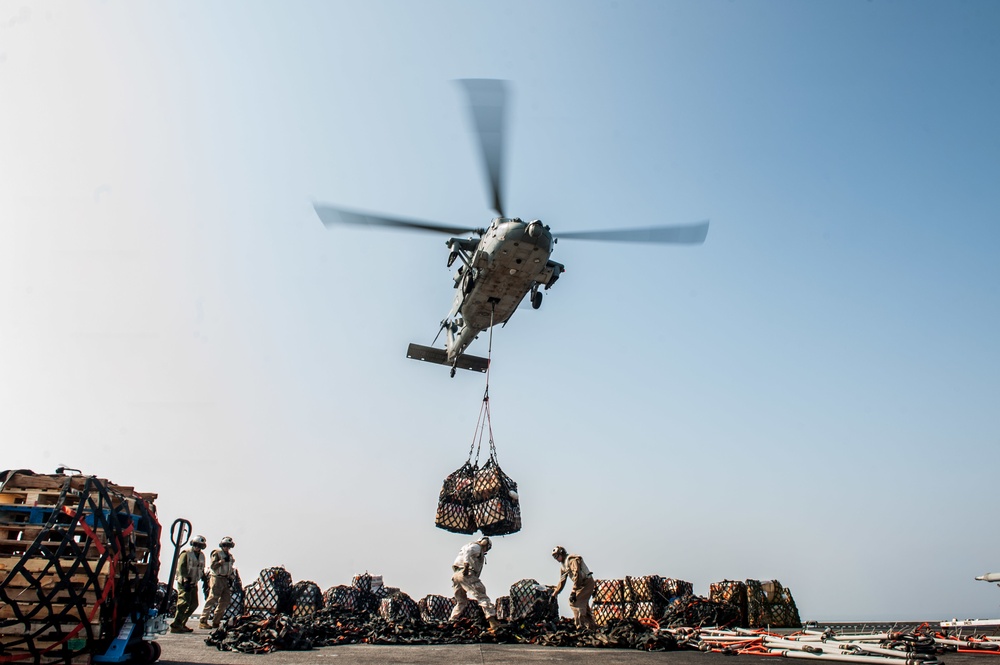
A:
0,471,162,664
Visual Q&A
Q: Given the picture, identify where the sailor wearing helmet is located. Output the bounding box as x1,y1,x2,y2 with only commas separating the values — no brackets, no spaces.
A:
170,534,208,633
550,545,597,630
200,536,236,629
449,536,501,631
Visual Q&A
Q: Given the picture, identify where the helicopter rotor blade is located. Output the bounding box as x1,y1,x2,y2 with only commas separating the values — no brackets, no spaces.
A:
457,79,507,218
557,220,710,245
314,203,483,236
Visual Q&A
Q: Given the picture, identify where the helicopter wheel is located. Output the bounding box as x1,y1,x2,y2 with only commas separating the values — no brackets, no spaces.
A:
450,367,456,378
531,290,543,309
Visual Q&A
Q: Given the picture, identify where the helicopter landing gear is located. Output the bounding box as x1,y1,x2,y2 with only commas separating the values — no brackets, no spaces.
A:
450,367,457,378
531,288,543,310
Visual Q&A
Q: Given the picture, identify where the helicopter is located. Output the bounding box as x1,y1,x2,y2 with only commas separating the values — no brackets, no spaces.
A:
314,79,708,377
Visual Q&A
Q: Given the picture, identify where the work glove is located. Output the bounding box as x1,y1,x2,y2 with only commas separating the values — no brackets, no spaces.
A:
462,564,471,577
568,591,577,604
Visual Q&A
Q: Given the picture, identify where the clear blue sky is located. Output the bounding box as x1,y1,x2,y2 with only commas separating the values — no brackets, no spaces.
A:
1,1,998,621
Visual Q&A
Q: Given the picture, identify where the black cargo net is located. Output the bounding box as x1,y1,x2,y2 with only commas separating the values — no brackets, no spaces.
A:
417,594,454,624
590,576,700,628
222,570,245,621
745,579,801,628
435,394,521,536
244,567,293,617
507,579,557,623
378,592,420,624
290,581,323,618
660,593,742,628
708,579,748,627
0,471,160,664
206,605,676,653
495,596,511,622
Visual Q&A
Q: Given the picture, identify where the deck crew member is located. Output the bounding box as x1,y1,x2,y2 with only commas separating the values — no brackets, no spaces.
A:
170,535,208,633
199,536,236,629
449,536,501,631
550,545,597,630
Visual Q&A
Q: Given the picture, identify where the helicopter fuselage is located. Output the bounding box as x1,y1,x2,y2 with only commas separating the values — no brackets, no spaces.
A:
443,217,564,363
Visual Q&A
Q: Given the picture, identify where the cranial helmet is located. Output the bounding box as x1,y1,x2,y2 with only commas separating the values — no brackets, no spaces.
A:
551,545,567,560
191,535,207,549
478,536,492,552
219,536,235,548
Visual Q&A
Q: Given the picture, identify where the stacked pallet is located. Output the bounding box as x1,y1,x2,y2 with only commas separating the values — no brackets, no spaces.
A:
0,470,160,664
746,579,801,628
708,579,801,628
591,576,692,626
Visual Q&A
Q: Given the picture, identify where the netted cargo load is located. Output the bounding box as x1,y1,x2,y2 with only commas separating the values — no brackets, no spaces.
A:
378,591,421,624
435,463,477,535
436,390,521,537
418,594,455,624
593,602,624,626
495,595,511,622
594,598,658,625
159,582,178,619
593,578,624,604
746,579,801,628
658,577,693,602
291,580,324,618
709,579,748,627
471,459,520,537
352,572,383,594
660,593,742,628
508,578,557,623
460,599,486,622
623,601,658,621
624,576,657,602
244,566,294,616
323,585,369,613
222,570,245,621
0,470,160,664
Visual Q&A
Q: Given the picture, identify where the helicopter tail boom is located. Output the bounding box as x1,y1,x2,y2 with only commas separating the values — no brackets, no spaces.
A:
406,343,489,374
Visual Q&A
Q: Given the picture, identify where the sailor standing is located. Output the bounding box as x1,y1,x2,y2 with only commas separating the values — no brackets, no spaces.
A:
169,535,208,633
199,536,236,629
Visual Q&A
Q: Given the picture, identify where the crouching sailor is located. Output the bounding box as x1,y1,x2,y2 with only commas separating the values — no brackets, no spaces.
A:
550,545,597,630
449,536,501,631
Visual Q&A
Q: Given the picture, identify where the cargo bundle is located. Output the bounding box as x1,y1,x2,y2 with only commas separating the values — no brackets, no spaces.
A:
708,579,748,626
591,575,693,626
417,594,454,624
221,571,245,622
377,592,420,624
0,470,161,664
706,578,801,628
290,581,323,618
745,579,801,628
243,566,293,616
435,391,521,536
507,579,557,623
